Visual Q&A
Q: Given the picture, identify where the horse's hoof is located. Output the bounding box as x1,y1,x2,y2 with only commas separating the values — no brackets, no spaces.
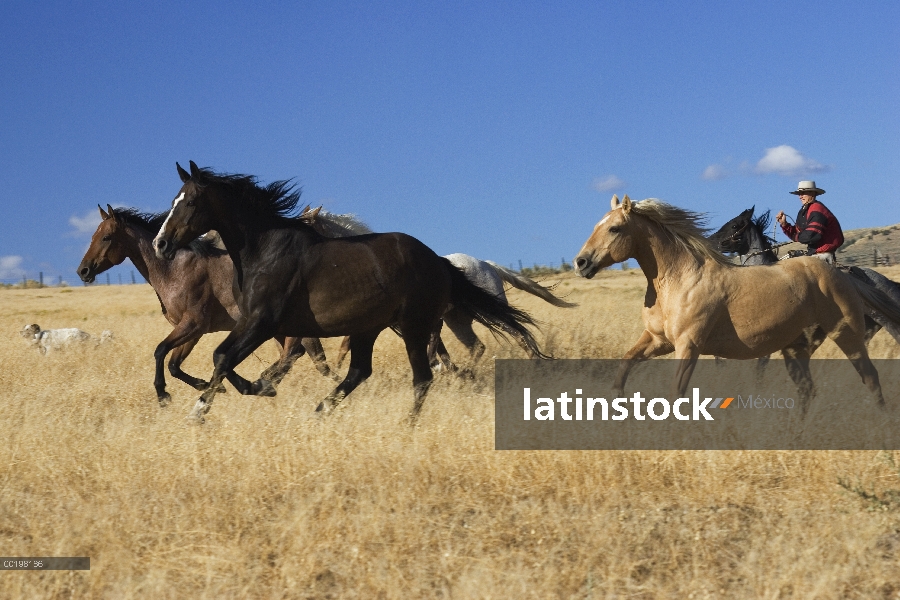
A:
250,379,277,397
157,392,172,408
187,399,210,423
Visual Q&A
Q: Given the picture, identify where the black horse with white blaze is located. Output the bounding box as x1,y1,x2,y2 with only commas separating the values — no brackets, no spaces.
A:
153,161,547,423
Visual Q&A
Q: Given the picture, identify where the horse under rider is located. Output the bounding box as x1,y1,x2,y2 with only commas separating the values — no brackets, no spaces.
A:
775,180,844,264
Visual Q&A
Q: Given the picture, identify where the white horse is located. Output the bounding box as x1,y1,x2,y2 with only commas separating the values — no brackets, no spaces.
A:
22,324,113,354
433,253,575,367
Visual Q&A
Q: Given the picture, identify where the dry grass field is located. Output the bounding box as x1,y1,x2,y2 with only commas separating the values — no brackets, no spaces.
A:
4,267,900,598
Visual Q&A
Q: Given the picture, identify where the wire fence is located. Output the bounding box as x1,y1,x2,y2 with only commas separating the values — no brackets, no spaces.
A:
0,271,148,288
0,258,618,289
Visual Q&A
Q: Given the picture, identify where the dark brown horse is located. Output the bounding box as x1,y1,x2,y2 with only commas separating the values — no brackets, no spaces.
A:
77,205,340,406
153,161,546,423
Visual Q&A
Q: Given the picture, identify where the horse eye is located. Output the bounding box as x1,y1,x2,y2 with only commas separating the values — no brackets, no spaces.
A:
187,200,196,207
609,226,620,233
102,235,111,242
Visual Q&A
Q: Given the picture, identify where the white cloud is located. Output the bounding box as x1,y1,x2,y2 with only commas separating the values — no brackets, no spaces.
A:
701,164,729,180
755,145,829,176
592,175,626,193
68,210,102,237
0,255,25,279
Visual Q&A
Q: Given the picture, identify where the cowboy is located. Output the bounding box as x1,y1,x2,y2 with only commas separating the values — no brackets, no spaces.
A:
775,180,844,264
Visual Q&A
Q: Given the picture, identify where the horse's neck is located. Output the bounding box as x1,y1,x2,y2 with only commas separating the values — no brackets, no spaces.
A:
632,219,696,290
743,225,777,265
125,225,170,284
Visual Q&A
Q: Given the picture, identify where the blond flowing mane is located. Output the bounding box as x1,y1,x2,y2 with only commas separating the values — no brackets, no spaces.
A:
630,199,732,266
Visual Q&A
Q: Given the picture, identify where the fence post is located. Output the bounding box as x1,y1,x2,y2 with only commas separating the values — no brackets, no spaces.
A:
39,272,43,287
106,273,110,285
23,275,26,287
131,271,136,284
58,275,62,286
518,260,523,271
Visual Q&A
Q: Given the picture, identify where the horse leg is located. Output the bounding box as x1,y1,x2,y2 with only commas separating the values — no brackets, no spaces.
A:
189,321,275,422
153,320,205,407
781,338,815,417
863,314,883,346
168,336,226,393
301,337,342,382
334,335,352,368
828,329,886,409
613,330,675,395
443,309,486,361
316,331,380,415
405,326,437,424
426,320,458,372
257,336,303,383
673,342,700,398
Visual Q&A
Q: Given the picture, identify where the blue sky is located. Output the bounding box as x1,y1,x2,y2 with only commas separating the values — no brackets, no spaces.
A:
1,1,897,283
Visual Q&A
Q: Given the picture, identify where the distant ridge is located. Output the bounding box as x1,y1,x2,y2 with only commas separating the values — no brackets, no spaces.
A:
767,223,900,267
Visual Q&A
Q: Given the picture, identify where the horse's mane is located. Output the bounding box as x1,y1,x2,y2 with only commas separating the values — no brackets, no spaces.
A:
112,207,225,257
630,199,733,265
752,209,771,234
308,208,372,238
191,166,302,223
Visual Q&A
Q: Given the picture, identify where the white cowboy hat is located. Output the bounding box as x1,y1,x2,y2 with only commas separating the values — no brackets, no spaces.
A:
789,180,825,196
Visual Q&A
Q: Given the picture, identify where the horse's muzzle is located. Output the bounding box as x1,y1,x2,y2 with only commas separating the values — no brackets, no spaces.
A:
574,254,598,279
154,237,177,261
77,264,96,284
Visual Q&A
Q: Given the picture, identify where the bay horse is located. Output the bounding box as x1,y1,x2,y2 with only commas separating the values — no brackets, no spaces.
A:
77,206,340,406
153,161,545,423
574,195,900,414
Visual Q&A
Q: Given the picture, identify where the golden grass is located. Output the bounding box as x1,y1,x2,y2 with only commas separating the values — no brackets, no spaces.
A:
3,270,900,598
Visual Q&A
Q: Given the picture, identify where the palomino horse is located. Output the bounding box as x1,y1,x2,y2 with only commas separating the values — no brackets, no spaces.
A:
574,195,900,414
153,161,545,423
77,206,340,405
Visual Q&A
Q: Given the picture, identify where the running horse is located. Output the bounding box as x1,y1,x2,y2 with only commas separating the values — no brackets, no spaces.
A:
574,195,900,414
153,161,545,423
78,206,341,406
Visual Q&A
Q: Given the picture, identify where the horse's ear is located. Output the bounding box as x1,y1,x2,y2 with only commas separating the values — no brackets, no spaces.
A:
107,204,117,220
189,160,202,179
621,194,632,214
177,162,190,183
98,204,109,220
299,206,321,223
610,194,619,210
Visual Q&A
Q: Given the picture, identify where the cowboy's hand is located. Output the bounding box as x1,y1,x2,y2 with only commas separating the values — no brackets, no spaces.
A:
775,210,786,224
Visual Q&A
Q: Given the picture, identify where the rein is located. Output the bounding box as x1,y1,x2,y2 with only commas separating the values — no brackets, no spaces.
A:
739,240,793,265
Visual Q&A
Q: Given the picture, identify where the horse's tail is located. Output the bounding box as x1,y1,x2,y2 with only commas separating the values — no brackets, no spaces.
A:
845,272,900,326
443,258,551,359
484,260,578,308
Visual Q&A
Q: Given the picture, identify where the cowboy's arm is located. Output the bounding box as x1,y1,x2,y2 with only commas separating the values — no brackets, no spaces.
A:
779,219,798,240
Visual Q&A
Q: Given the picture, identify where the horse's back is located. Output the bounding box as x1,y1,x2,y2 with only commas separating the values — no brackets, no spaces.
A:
443,253,505,299
264,229,453,336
